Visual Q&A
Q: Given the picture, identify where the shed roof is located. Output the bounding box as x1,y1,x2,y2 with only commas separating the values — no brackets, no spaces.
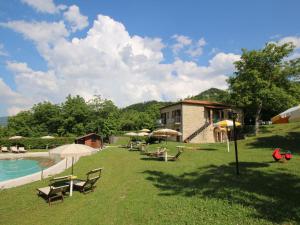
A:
75,133,101,140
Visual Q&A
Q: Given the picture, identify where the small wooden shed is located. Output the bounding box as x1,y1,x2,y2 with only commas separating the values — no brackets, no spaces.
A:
75,133,102,149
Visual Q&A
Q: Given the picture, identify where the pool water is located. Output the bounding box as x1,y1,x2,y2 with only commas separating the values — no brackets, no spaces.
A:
0,157,56,181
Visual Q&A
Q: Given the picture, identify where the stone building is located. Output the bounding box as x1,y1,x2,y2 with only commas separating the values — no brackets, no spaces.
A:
160,100,243,143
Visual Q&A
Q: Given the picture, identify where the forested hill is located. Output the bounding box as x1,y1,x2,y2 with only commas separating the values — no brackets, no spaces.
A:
122,88,228,112
0,117,8,126
189,88,229,103
122,100,172,112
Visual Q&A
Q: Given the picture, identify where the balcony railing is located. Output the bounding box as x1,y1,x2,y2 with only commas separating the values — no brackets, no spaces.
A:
167,116,181,124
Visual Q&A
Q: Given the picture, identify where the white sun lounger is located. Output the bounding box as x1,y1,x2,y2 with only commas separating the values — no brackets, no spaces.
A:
11,146,19,153
1,146,9,152
18,147,27,153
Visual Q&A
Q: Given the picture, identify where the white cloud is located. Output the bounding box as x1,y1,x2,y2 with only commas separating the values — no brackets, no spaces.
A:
0,20,69,57
185,37,206,57
278,36,300,49
0,43,8,56
172,35,207,58
171,34,192,55
0,78,31,115
0,20,68,45
21,0,66,14
2,14,240,114
6,61,59,101
63,5,89,32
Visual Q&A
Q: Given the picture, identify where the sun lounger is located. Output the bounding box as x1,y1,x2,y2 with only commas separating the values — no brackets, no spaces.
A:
11,146,19,153
146,147,166,157
18,147,27,153
37,176,70,206
158,150,183,161
1,146,9,152
73,168,103,194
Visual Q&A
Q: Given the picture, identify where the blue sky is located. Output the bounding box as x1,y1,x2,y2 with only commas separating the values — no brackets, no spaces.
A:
0,0,300,116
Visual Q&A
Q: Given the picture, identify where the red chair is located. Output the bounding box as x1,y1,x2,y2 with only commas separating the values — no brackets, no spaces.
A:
285,151,292,160
272,148,282,161
272,148,293,161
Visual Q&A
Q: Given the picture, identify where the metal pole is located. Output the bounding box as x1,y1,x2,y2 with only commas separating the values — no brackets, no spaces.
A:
71,157,74,175
233,115,240,175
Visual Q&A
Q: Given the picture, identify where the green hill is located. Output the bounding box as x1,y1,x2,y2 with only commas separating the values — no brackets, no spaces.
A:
122,100,172,112
0,116,8,126
189,88,229,103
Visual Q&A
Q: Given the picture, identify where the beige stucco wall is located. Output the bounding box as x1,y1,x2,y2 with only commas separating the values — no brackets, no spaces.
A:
181,104,215,143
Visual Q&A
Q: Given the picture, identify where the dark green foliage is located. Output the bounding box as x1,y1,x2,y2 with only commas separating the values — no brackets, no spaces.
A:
189,88,229,103
3,95,122,139
123,100,171,112
228,43,300,129
120,101,171,131
0,137,74,149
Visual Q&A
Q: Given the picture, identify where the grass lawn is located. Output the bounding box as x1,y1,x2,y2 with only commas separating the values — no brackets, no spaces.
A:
1,123,300,225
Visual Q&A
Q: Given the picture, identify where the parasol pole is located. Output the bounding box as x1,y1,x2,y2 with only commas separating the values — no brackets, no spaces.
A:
71,156,74,175
226,127,230,152
232,113,240,175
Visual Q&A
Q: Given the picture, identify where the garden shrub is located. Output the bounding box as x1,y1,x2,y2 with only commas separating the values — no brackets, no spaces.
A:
0,137,75,150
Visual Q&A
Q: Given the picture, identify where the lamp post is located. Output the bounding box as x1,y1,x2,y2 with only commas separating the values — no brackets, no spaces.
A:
231,112,240,175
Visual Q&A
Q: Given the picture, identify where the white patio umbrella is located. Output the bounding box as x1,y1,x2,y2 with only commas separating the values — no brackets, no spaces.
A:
49,143,97,158
152,128,182,137
137,132,149,137
271,105,300,124
9,136,23,140
41,135,55,139
214,120,241,152
140,128,150,133
124,132,138,136
50,143,97,175
152,128,182,145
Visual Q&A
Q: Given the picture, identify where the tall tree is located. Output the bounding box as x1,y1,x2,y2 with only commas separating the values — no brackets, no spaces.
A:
61,95,91,136
32,102,62,135
228,43,300,133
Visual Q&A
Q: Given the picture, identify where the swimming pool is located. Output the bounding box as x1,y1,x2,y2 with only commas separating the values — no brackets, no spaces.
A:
0,157,56,181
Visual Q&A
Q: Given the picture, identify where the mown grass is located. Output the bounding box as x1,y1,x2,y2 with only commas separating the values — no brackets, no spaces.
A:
1,122,300,225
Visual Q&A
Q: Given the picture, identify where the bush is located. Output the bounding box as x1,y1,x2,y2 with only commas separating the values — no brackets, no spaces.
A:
0,137,75,150
145,136,161,144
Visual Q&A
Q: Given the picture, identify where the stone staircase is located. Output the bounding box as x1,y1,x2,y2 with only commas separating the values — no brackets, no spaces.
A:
183,122,210,143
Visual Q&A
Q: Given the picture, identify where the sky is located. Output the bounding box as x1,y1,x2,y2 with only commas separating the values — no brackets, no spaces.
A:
0,0,300,116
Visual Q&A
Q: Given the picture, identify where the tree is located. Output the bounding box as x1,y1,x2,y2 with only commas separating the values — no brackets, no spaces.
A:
7,111,34,136
60,95,91,136
87,95,120,137
228,43,300,133
32,102,62,135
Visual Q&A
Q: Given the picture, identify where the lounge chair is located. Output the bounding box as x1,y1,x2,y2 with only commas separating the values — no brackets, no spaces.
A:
37,176,70,206
72,168,103,194
18,147,27,153
146,147,166,157
1,146,9,153
11,146,19,153
158,150,183,161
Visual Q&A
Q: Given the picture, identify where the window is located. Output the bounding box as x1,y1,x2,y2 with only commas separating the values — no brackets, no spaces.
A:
161,113,167,124
172,109,181,122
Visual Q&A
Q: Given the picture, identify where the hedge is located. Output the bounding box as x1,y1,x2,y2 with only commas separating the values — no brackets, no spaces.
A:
0,137,75,150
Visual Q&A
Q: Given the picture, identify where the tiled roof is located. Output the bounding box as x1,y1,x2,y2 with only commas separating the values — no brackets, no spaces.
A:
181,99,230,107
160,99,231,109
